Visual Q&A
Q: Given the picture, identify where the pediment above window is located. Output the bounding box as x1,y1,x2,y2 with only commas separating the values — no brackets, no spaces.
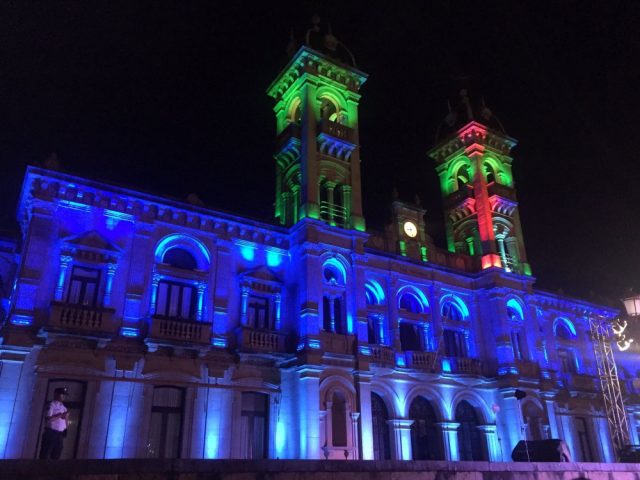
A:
240,266,282,293
61,230,121,263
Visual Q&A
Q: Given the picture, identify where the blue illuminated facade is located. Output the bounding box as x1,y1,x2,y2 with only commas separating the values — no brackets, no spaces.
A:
0,41,637,464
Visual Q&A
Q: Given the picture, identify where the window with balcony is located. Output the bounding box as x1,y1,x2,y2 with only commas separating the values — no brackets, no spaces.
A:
443,328,467,358
365,280,386,345
247,295,272,330
155,281,196,320
67,266,101,307
397,289,430,351
511,330,524,360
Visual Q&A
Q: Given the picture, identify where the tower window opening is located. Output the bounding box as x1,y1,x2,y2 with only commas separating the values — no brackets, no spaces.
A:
484,162,496,184
331,391,348,447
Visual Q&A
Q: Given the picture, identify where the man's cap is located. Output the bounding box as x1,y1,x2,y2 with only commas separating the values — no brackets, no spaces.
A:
53,387,68,395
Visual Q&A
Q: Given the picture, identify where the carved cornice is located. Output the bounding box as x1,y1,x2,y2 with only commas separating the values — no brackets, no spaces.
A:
23,168,290,251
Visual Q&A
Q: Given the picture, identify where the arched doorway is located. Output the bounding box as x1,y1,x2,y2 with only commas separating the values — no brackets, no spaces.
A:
371,393,391,460
409,396,443,460
455,400,485,461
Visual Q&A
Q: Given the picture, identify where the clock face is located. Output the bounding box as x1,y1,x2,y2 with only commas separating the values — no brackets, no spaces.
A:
403,221,418,238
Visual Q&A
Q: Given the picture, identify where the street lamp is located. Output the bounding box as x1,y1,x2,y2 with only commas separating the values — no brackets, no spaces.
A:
622,293,640,318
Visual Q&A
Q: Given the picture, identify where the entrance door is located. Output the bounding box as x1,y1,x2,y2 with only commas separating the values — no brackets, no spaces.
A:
37,380,86,459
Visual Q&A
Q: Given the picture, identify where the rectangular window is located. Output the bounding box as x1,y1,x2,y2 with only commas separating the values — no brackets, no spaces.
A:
240,392,269,459
156,281,195,320
443,329,467,358
575,416,595,461
558,348,577,375
367,315,378,344
511,330,523,360
248,295,271,330
148,387,184,459
67,266,101,307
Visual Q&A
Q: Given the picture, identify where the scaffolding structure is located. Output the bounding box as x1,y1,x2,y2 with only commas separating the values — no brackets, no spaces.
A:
589,314,630,459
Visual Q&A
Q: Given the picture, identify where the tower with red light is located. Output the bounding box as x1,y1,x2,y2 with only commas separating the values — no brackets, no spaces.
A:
429,91,531,275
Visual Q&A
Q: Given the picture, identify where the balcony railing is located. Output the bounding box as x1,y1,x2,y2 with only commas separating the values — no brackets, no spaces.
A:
319,201,347,227
47,301,118,336
320,331,356,355
237,326,287,353
441,356,484,375
149,317,211,345
405,351,439,371
443,185,474,209
369,345,396,367
317,119,354,143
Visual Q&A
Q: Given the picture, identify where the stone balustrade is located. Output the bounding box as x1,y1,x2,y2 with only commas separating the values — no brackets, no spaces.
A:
149,317,211,344
238,327,287,353
48,301,118,335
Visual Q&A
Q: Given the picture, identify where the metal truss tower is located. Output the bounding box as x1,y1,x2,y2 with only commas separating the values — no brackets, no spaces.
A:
589,314,630,459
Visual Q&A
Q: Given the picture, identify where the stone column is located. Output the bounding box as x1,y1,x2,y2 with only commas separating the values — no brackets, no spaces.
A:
274,293,282,330
350,412,360,459
240,285,249,326
387,419,413,460
148,272,161,315
342,185,352,227
477,424,501,461
55,255,73,301
329,297,336,332
423,322,432,351
196,281,206,321
356,374,374,460
103,262,118,307
438,421,461,461
297,367,322,458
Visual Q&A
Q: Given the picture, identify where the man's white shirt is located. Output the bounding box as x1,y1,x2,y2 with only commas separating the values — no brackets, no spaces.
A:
45,400,67,432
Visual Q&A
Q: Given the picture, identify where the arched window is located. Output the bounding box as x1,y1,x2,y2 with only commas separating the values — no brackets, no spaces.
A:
455,165,471,188
320,98,339,122
323,262,345,286
152,234,210,324
399,292,423,314
322,258,348,334
455,400,486,461
163,248,197,270
409,397,443,460
441,301,464,322
371,393,391,460
365,281,386,345
484,162,496,183
554,319,576,340
506,298,524,322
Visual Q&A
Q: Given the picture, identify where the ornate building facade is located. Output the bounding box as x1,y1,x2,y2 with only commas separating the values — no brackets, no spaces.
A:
0,36,637,463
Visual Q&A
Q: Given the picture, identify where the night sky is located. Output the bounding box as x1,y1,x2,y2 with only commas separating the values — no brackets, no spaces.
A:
1,1,639,304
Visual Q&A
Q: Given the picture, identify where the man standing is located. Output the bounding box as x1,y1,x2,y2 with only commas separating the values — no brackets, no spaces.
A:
39,387,69,459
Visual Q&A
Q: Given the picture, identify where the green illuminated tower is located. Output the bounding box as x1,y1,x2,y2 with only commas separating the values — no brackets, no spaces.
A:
267,26,368,231
428,91,531,275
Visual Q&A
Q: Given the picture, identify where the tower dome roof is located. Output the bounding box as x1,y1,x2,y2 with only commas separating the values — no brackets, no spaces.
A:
286,15,358,68
435,89,507,144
